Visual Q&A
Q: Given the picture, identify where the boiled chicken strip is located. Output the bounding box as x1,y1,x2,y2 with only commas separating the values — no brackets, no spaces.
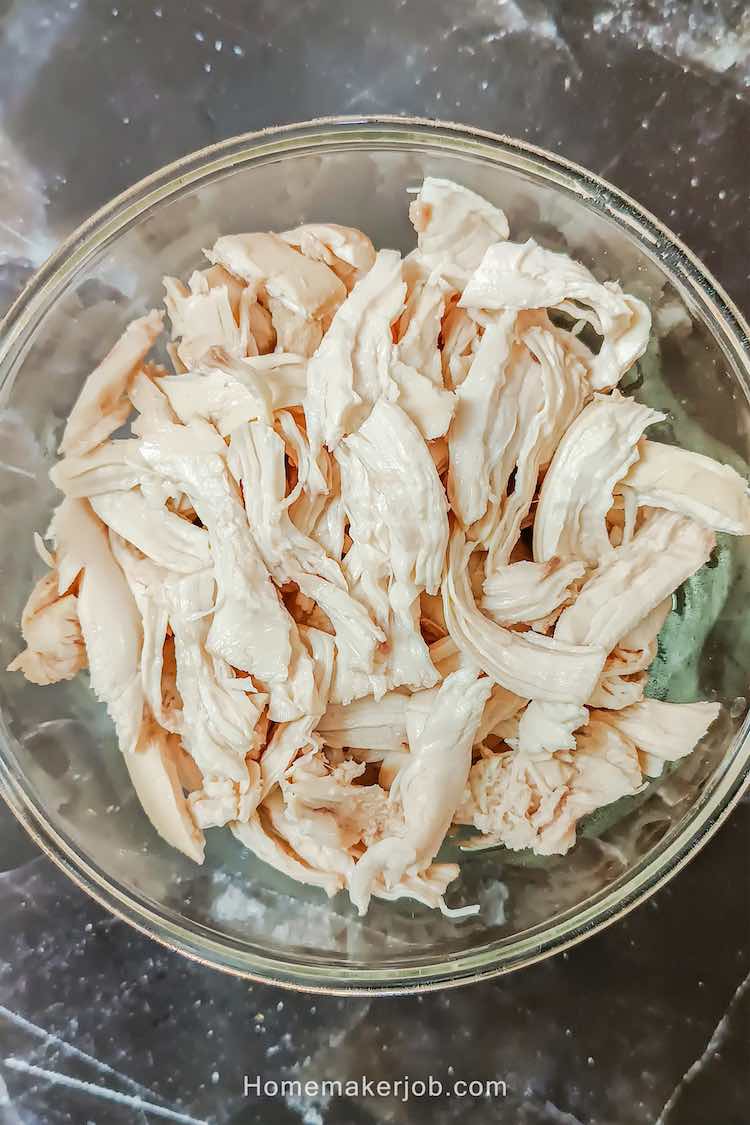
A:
533,393,665,564
396,252,451,385
317,692,409,752
163,569,267,788
160,348,310,425
280,752,392,844
268,756,442,909
598,698,721,778
619,440,750,535
335,399,448,696
441,303,481,388
304,249,405,454
391,250,460,440
281,223,376,289
259,626,335,798
129,368,181,437
242,352,309,411
202,349,307,410
266,298,323,358
276,753,404,903
50,439,144,498
276,410,330,501
457,750,573,853
231,812,342,897
338,399,448,599
447,313,516,528
109,534,176,734
371,863,472,916
124,719,205,863
409,176,509,285
228,417,383,687
516,701,589,756
228,419,339,586
188,765,263,832
482,559,585,627
459,239,651,390
481,325,589,567
59,310,163,458
348,669,493,914
319,679,523,756
207,231,346,322
475,685,527,743
204,235,337,361
163,267,248,369
262,789,354,889
136,419,294,690
90,489,212,574
588,598,672,710
50,498,143,755
443,528,606,703
112,530,268,823
7,569,86,685
156,362,273,435
458,719,642,855
555,509,715,652
390,359,456,441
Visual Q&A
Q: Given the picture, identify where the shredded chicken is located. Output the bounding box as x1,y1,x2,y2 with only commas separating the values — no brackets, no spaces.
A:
7,570,86,685
442,528,607,703
60,310,164,458
619,440,750,535
459,238,651,390
409,176,509,285
555,509,714,652
482,559,585,627
281,223,377,290
533,393,665,564
12,177,745,913
349,668,493,915
598,698,721,778
304,249,404,453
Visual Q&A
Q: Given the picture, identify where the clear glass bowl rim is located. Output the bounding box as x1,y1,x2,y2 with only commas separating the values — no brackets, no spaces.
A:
1,115,749,995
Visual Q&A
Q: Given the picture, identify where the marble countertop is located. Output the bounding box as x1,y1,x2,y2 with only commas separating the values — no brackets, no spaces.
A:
0,1,748,1122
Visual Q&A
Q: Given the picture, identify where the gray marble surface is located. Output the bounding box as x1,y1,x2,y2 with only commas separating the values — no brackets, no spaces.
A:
0,1,749,1122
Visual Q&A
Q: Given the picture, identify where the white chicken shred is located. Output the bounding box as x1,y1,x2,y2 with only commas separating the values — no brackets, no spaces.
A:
533,393,665,564
11,178,744,913
619,440,750,535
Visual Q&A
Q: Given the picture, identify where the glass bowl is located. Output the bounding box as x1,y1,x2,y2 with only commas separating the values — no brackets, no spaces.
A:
0,117,748,995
